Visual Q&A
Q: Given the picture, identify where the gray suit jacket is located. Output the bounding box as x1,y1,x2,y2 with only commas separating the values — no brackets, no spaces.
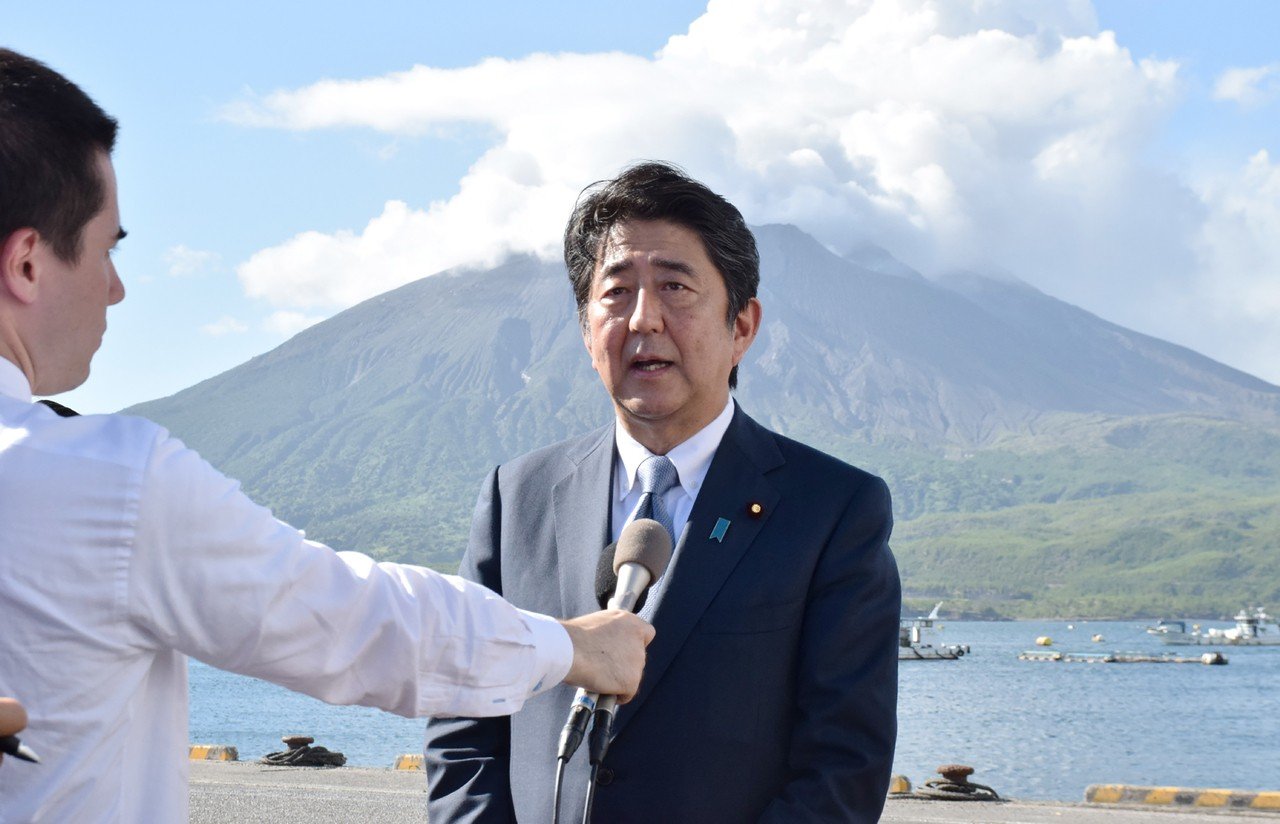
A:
425,406,900,823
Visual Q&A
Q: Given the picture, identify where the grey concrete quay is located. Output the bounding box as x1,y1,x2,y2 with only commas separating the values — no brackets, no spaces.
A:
189,762,1275,823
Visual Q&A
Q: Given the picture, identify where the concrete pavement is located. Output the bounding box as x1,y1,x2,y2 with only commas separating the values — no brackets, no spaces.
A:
189,762,1277,822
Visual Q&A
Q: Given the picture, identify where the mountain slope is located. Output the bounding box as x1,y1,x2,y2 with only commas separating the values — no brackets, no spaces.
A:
128,225,1280,615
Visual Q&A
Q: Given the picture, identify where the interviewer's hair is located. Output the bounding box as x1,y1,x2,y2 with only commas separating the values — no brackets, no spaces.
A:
564,161,759,389
0,48,118,263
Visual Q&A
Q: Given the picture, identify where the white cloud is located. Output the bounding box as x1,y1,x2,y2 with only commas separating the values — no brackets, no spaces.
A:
1213,64,1280,107
201,316,249,337
163,244,220,277
263,310,325,337
221,0,1280,383
1193,150,1280,375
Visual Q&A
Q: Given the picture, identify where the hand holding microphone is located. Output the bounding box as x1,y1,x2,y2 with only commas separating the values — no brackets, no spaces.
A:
557,519,670,701
557,520,672,762
559,609,654,703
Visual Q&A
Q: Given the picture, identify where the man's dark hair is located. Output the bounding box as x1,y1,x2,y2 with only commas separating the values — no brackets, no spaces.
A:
0,48,117,263
564,161,759,389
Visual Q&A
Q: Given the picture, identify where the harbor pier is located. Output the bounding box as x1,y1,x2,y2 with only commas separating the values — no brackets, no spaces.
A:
188,762,1280,823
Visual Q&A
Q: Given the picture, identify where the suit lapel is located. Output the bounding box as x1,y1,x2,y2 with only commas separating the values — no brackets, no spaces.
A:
552,425,616,617
614,407,783,737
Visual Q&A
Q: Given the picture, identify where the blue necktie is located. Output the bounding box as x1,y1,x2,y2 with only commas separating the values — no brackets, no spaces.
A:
633,455,678,547
631,455,679,620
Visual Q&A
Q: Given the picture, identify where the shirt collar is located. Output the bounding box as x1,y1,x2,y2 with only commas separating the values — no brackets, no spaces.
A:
0,358,32,403
614,397,735,501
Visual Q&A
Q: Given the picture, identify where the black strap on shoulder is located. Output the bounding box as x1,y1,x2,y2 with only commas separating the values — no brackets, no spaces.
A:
38,399,80,417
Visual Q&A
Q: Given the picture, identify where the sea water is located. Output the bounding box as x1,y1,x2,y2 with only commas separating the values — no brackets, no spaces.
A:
189,619,1280,801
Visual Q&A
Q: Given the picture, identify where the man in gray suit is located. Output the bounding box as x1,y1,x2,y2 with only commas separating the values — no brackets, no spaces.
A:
425,162,900,822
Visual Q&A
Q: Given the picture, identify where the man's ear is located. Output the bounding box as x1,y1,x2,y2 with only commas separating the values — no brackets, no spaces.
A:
0,228,42,305
731,297,763,365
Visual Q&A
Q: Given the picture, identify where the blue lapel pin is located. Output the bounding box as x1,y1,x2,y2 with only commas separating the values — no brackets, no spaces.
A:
709,517,731,543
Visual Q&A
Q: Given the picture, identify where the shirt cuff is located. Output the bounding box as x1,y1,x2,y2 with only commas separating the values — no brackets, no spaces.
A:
518,608,573,697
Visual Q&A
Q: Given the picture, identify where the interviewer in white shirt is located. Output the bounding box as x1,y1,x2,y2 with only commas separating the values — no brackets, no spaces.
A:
0,48,654,823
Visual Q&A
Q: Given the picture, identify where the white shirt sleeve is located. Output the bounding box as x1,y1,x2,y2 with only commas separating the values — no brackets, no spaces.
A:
125,429,572,718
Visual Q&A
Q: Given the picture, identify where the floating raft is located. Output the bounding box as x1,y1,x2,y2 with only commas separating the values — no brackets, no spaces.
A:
1019,650,1227,665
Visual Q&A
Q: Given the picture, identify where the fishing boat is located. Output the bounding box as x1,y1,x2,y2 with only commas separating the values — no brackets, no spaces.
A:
1147,607,1280,646
900,602,970,660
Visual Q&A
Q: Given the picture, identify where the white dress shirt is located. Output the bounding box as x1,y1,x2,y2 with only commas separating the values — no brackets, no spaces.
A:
611,398,734,604
0,358,571,823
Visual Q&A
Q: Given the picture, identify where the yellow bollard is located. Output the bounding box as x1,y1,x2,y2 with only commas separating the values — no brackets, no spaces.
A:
394,753,425,771
189,744,238,761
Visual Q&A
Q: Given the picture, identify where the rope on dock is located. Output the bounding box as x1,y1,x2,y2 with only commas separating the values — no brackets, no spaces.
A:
914,765,1001,802
258,735,346,768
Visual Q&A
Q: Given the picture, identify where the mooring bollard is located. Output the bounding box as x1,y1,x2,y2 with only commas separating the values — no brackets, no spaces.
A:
917,764,1001,801
259,733,346,767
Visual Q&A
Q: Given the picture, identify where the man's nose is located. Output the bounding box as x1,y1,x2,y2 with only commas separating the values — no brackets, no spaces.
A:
628,287,663,334
108,262,125,305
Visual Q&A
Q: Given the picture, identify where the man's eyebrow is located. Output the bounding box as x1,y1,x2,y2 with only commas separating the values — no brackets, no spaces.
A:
598,256,696,279
598,257,634,278
650,257,695,276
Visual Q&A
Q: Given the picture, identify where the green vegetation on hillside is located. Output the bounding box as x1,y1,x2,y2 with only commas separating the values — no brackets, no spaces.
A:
209,408,1279,618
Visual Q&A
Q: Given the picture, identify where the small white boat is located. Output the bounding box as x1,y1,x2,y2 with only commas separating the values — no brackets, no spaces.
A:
900,602,970,661
1147,607,1280,646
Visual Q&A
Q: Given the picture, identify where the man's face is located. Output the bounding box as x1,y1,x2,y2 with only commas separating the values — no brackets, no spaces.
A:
581,218,760,452
32,151,125,394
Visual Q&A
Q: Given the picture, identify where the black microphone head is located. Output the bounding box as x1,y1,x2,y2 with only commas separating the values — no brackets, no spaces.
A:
594,541,618,610
614,518,673,579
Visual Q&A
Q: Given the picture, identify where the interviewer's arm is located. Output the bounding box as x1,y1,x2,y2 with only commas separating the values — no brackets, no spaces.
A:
125,430,649,720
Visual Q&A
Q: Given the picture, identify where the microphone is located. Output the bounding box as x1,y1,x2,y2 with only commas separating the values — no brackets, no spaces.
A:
594,541,620,610
556,520,672,764
586,519,672,767
553,541,618,768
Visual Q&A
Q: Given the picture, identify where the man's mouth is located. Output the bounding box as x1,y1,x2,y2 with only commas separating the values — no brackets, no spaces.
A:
631,358,673,372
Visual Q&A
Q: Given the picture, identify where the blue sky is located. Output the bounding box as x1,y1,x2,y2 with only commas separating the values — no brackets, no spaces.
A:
7,1,1279,413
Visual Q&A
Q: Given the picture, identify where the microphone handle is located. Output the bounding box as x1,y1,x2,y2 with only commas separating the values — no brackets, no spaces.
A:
595,694,618,722
607,563,653,612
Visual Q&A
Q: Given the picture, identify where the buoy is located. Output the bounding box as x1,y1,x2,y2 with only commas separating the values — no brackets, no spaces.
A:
1067,624,1075,630
1035,636,1053,646
1091,633,1104,642
1201,652,1227,665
